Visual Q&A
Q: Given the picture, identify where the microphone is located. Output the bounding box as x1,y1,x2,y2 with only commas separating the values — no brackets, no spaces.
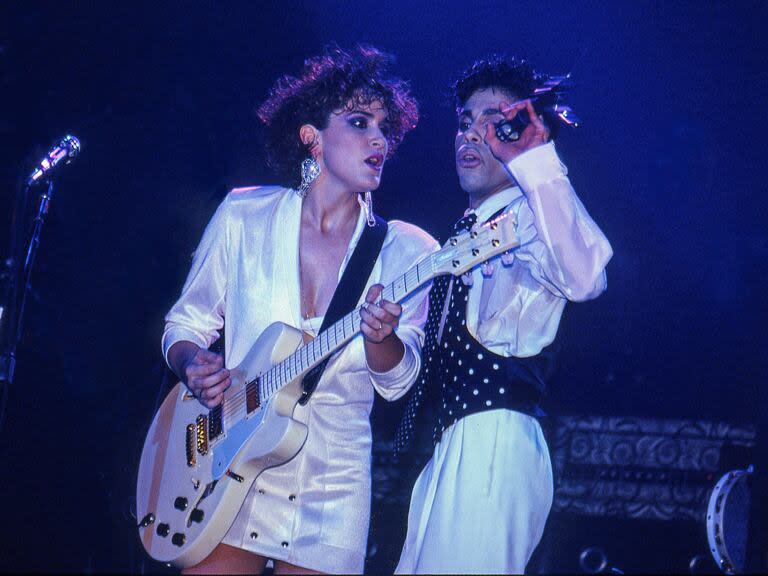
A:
495,75,581,143
26,134,81,186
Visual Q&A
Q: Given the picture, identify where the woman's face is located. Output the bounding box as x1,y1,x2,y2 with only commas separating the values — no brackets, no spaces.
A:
316,99,390,194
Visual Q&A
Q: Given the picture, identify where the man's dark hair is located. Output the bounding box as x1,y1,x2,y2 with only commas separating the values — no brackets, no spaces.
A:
257,44,419,189
452,56,561,138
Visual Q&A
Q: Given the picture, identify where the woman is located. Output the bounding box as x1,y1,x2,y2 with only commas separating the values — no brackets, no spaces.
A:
162,45,438,574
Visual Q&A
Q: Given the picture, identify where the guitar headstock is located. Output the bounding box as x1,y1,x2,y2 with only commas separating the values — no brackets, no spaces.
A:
432,212,519,277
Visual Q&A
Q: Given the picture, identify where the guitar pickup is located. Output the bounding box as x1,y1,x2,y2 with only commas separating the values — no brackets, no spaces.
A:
196,414,209,455
246,377,261,413
208,405,223,440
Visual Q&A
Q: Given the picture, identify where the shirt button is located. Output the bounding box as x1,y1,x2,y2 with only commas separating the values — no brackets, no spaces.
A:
281,541,289,548
289,494,296,501
250,532,258,539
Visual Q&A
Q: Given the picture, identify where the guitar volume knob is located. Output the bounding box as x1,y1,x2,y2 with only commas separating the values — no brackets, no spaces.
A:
172,533,186,547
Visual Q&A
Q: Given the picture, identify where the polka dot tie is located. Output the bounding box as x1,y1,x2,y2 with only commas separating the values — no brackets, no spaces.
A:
451,212,478,236
394,212,478,454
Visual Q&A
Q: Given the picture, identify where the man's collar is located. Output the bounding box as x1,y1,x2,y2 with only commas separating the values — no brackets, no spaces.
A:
465,186,522,222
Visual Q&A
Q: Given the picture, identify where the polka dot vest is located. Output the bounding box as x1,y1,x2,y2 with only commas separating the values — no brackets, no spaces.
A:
431,277,546,442
395,209,555,453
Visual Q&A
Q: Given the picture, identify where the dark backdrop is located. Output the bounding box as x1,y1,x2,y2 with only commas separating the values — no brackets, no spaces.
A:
1,1,765,572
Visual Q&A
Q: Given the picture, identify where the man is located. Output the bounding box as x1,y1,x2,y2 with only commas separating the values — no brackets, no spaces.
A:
395,57,613,574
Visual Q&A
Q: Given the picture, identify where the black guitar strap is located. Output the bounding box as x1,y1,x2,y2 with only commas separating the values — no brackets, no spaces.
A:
299,214,388,404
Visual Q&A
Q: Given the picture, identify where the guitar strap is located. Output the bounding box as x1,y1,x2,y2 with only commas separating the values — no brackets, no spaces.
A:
299,213,388,404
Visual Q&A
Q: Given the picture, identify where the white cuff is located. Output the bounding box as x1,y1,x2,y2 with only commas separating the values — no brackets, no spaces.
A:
366,340,420,401
162,326,209,367
505,141,568,192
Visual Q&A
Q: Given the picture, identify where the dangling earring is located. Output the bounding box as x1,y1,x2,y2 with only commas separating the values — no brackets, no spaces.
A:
297,156,321,198
364,191,376,227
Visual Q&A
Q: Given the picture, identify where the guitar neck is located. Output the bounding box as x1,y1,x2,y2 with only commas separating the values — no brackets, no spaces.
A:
259,252,440,399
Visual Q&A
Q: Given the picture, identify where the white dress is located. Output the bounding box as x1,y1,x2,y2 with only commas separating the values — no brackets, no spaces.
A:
163,186,439,573
397,143,613,574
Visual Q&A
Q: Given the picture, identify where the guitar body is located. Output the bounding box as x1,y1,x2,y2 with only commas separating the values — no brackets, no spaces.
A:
136,321,308,567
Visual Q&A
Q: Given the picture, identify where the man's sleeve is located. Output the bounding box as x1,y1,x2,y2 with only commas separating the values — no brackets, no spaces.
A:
506,142,613,302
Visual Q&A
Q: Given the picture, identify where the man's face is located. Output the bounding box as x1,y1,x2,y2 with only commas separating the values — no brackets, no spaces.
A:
455,87,517,200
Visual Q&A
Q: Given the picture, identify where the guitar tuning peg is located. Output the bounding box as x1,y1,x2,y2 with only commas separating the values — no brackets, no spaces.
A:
461,272,474,286
481,261,495,277
501,251,515,266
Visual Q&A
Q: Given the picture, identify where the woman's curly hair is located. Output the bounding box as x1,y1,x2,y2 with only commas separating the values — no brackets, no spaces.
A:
257,45,419,189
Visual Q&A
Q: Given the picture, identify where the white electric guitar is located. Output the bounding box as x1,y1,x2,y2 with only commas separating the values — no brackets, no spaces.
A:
136,213,519,567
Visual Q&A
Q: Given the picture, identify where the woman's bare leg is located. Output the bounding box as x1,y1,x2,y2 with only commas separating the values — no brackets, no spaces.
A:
181,543,269,575
274,559,325,575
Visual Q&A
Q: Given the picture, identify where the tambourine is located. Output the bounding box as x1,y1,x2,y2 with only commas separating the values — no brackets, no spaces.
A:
706,465,753,574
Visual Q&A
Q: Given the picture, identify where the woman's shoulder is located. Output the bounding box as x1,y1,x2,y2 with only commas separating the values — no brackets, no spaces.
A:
220,185,293,218
226,185,290,205
385,219,440,255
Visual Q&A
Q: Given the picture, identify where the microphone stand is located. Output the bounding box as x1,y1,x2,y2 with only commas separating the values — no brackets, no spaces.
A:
0,179,54,391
